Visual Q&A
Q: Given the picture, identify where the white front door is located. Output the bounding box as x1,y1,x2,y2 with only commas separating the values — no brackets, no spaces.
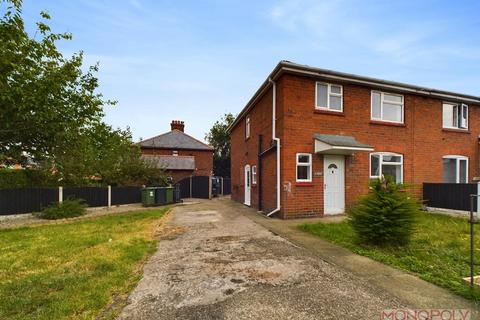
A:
244,165,251,206
324,155,345,215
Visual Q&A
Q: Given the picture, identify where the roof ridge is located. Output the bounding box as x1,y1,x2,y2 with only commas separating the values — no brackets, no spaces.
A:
138,129,213,150
176,130,213,149
138,131,170,145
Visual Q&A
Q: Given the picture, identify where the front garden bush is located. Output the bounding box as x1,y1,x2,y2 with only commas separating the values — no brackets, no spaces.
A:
348,176,419,246
38,199,87,220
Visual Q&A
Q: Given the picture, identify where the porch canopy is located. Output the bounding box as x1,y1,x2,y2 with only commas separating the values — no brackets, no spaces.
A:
314,134,374,155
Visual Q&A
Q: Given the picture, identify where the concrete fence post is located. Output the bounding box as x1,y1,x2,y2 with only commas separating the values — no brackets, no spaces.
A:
108,185,112,208
58,186,63,203
209,176,212,200
220,177,224,196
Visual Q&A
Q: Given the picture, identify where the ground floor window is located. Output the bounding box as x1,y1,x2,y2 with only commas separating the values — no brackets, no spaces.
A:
296,153,312,182
252,165,257,185
443,155,468,183
370,152,403,183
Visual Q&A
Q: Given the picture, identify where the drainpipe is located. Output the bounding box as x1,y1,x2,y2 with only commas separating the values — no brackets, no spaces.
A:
267,79,281,217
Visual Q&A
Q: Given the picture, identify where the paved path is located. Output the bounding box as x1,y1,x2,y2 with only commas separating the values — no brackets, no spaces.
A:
117,197,476,320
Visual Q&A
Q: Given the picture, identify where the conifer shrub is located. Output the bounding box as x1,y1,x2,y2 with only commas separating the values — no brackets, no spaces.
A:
348,176,419,246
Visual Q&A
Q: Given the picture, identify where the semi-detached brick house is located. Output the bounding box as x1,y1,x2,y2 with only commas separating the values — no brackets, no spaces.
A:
139,120,213,183
228,61,480,219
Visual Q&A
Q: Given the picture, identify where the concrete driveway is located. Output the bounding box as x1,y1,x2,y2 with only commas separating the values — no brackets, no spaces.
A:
119,197,476,319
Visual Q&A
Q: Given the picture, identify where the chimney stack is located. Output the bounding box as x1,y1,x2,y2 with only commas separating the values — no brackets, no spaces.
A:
170,120,185,132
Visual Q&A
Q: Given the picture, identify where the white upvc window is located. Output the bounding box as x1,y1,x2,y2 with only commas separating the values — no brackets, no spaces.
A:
315,82,343,112
443,155,468,183
296,153,312,182
245,115,251,139
252,165,257,185
370,152,403,183
371,91,404,123
443,102,468,130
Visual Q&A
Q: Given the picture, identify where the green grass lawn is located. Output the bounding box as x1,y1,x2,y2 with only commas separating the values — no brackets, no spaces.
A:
299,212,480,301
0,208,169,320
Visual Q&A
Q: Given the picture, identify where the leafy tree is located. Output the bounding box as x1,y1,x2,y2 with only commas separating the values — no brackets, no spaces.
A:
0,0,165,186
0,0,113,165
38,123,166,186
205,113,235,177
348,176,419,246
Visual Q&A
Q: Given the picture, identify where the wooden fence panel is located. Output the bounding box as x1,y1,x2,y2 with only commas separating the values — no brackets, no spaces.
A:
0,188,58,215
63,187,108,207
192,176,210,199
423,183,477,211
175,176,211,199
111,186,141,205
176,177,191,199
223,178,231,195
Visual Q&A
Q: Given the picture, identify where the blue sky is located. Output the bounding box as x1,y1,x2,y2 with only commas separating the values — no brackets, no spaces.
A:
21,0,480,142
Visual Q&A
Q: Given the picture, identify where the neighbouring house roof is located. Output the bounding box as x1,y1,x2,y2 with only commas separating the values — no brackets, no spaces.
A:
139,130,213,151
142,155,195,170
227,60,480,133
314,134,374,155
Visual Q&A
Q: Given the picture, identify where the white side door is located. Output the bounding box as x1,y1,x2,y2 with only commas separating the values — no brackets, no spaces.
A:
324,155,345,215
244,165,251,206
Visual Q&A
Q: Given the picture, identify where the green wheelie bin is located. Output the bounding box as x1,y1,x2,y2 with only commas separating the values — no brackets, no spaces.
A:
141,187,157,207
166,187,174,204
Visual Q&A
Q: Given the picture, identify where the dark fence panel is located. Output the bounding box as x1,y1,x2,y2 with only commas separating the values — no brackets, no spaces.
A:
173,184,181,203
423,183,477,211
112,186,141,205
175,176,210,199
192,176,210,199
0,187,58,215
176,177,191,199
63,187,108,207
223,178,231,195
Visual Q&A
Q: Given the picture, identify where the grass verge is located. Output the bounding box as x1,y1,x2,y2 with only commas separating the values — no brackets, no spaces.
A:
299,212,480,301
0,208,169,320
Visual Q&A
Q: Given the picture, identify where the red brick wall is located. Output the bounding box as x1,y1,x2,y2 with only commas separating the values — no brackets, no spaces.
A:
141,148,213,183
231,71,479,219
279,73,479,218
230,84,285,213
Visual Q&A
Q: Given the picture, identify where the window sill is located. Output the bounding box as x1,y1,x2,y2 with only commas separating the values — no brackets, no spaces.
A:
442,128,470,134
314,109,345,116
369,120,406,127
295,182,314,187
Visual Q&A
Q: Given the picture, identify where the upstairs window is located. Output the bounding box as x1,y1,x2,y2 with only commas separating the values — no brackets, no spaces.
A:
370,152,403,183
371,91,404,123
443,103,468,130
245,115,251,139
296,153,312,182
316,82,343,112
443,156,468,183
